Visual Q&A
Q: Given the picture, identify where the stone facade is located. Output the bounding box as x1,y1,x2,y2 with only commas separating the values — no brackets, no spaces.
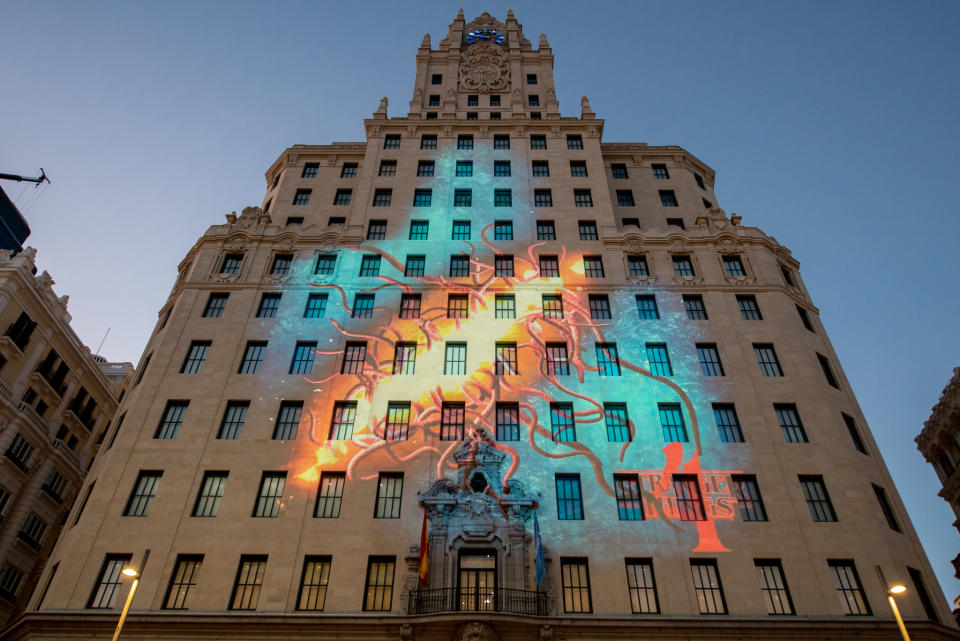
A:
7,10,958,641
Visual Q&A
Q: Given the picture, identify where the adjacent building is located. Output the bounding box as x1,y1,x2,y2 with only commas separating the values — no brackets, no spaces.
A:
7,11,956,641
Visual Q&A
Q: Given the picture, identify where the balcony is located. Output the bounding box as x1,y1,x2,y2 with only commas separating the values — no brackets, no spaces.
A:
407,588,548,616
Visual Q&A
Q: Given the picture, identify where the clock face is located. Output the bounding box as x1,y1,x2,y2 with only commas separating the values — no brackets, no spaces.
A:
465,28,505,44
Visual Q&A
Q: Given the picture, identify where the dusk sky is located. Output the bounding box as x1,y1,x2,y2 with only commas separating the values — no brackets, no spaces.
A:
2,0,959,602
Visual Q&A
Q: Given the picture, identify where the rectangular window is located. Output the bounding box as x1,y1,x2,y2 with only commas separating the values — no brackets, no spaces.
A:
651,164,670,179
455,160,473,177
413,189,432,207
359,255,381,278
203,293,228,317
180,341,210,374
292,189,311,206
431,74,442,84
372,189,392,207
605,403,631,442
555,475,583,520
755,560,794,615
42,469,67,503
253,472,286,518
737,295,762,320
828,560,870,615
220,254,243,274
732,475,767,521
352,294,375,318
588,294,610,319
528,95,540,106
230,556,267,611
908,567,939,622
399,293,421,319
333,189,352,206
617,190,635,206
495,294,515,319
578,221,598,241
392,342,417,375
614,473,644,520
193,472,227,517
409,220,428,240
596,343,621,376
560,558,592,613
696,343,724,376
416,160,435,177
713,404,744,443
341,163,357,178
441,402,465,440
565,134,584,149
273,401,303,440
625,559,658,614
755,344,783,376
374,473,403,518
551,403,576,442
570,161,588,177
583,256,604,277
126,471,162,517
695,173,705,188
88,554,132,609
163,555,203,610
449,255,469,277
257,293,282,318
681,295,706,320
285,216,303,226
532,160,549,177
818,354,840,388
327,216,344,227
775,404,807,443
217,401,249,439
315,472,344,518
660,404,688,442
842,413,867,454
797,305,815,332
453,189,472,207
667,218,685,231
452,221,471,239
401,255,424,278
444,343,467,375
495,255,514,278
366,221,387,240
542,294,563,319
645,343,672,377
659,190,678,207
447,294,469,318
314,254,336,275
289,341,316,375
611,164,629,179
155,401,188,439
673,255,695,277
383,135,400,149
800,475,837,522
420,134,437,149
493,160,511,177
539,256,560,278
378,160,397,176
636,295,659,319
530,135,547,150
385,402,410,441
534,189,553,207
690,559,726,614
574,189,593,207
546,343,569,376
270,254,293,276
363,557,395,611
329,402,357,440
303,293,328,319
495,342,518,375
493,220,513,240
494,134,509,148
297,556,331,611
457,135,473,150
494,189,512,207
872,484,900,531
496,403,520,441
536,221,556,241
723,255,746,277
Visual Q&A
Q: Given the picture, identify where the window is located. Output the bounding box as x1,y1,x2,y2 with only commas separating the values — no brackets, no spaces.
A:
271,254,293,275
444,343,467,375
614,473,643,519
872,484,900,531
449,188,472,207
668,255,694,277
293,189,311,206
646,343,672,376
400,255,424,278
566,135,583,150
385,402,410,441
534,189,553,207
583,256,604,278
364,557,395,611
180,341,210,374
495,255,514,278
546,343,569,376
659,190,678,207
526,95,539,107
908,567,939,622
828,561,870,615
659,404,688,442
314,254,336,276
636,295,659,320
378,160,396,176
400,294,421,319
775,404,807,443
495,294,515,319
203,293,228,318
494,189,512,207
737,295,762,320
588,294,611,319
560,558,592,613
731,475,767,521
493,160,511,176
755,344,783,376
695,173,706,189
257,293,281,318
414,160,435,178
221,254,243,274
781,265,796,287
155,401,188,439
532,160,549,177
713,404,744,443
818,354,840,388
352,294,375,318
679,295,706,320
530,135,547,149
494,134,509,149
555,475,583,520
568,161,587,178
495,342,518,375
341,342,366,374
297,556,331,611
651,164,670,179
88,554,132,609
494,220,513,240
393,342,417,375
238,342,266,374
697,344,724,376
667,217,685,229
605,404,631,443
616,190,635,206
273,401,302,439
17,512,46,550
357,255,381,278
467,95,479,106
289,341,316,375
690,559,726,614
574,189,593,207
412,189,432,207
329,188,352,207
575,222,597,242
366,220,387,240
457,135,473,150
431,73,442,84
304,293,328,318
496,403,520,441
441,402,465,440
383,134,400,149
842,413,867,454
315,472,345,518
532,222,555,243
285,216,302,226
723,255,746,277
542,294,563,318
447,294,469,318
452,221,471,239
455,160,473,177
372,189,392,207
421,134,437,149
42,468,67,503
525,73,538,84
230,556,267,610
409,220,428,240
551,403,576,442
800,475,836,522
0,563,23,603
253,472,286,517
374,473,403,518
596,343,621,376
164,555,203,610
755,560,794,615
341,163,357,178
625,559,658,614
217,401,248,439
193,472,227,517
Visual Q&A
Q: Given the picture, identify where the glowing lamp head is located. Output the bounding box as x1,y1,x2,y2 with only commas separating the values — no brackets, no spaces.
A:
121,568,139,578
888,584,907,595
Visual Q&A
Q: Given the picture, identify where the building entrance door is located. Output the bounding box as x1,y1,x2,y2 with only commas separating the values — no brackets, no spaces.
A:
458,550,496,611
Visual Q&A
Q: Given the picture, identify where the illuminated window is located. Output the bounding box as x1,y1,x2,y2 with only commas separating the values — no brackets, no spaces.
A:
292,189,311,205
732,475,767,521
545,343,569,376
180,341,210,374
560,558,592,613
596,343,621,376
495,294,515,319
713,404,743,443
614,473,643,519
409,220,428,240
828,561,870,615
494,160,511,176
413,189,432,207
818,354,840,389
393,342,417,375
452,221,471,239
690,559,726,614
333,189,352,206
494,134,509,148
555,474,583,519
270,254,293,275
417,160,434,176
659,190,678,207
163,555,203,610
450,255,469,277
399,294,421,319
341,342,366,374
304,293,327,318
378,160,396,176
297,556,331,611
578,221,598,240
697,344,724,376
673,255,695,277
605,404,631,443
496,403,520,441
253,472,286,518
314,254,336,275
566,135,583,150
755,560,794,615
203,293,229,317
193,472,227,517
646,343,672,376
542,295,563,319
315,472,344,518
444,343,466,375
457,135,473,150
404,255,425,277
494,189,512,207
88,554,132,609
570,161,587,177
617,190,635,206
329,402,357,440
124,471,161,517
626,559,658,614
670,475,704,521
532,160,550,176
737,295,762,320
230,556,266,610
583,256,604,278
289,342,316,375
372,189,392,207
574,189,593,207
495,342,518,375
454,189,472,207
341,163,357,177
800,476,836,522
495,255,514,278
530,135,547,150
155,401,188,439
217,402,249,439
683,295,707,320
539,256,560,277
551,403,576,441
456,160,473,177
588,294,611,319
636,295,659,319
363,557,395,611
420,135,437,149
273,401,302,440
366,221,386,239
611,164,629,179
352,294,375,318
238,342,266,374
534,189,553,207
374,473,403,519
221,254,243,274
441,403,465,440
385,402,410,441
447,294,469,318
383,135,400,149
659,404,687,442
755,344,783,376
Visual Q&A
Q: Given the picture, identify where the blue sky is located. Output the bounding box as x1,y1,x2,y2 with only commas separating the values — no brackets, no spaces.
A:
2,0,959,604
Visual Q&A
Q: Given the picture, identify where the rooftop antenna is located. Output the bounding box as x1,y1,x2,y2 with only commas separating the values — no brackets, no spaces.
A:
96,327,111,357
0,168,51,187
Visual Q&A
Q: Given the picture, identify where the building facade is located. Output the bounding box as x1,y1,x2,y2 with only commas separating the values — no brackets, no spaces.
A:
8,11,957,641
0,247,128,628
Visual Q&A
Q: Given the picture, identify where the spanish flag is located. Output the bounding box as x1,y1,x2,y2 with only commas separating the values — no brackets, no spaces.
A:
418,510,429,586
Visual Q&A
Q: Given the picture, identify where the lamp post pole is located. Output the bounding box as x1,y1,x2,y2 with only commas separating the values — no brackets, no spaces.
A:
111,549,150,641
876,565,911,641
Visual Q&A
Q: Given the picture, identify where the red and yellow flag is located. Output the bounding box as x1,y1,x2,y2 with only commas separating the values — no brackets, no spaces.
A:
418,510,429,586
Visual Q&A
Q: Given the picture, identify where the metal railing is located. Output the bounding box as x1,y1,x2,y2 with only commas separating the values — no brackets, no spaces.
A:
407,587,548,616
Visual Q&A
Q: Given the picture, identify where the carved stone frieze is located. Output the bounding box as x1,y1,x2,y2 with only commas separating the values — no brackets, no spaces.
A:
671,276,705,287
454,622,497,641
459,42,510,93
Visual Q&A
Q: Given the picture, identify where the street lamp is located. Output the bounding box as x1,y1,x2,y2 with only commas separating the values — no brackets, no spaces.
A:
876,565,911,641
112,549,150,641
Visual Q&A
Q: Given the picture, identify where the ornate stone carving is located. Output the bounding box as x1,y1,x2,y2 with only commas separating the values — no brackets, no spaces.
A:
454,622,497,641
539,625,554,641
459,42,510,93
398,623,413,641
